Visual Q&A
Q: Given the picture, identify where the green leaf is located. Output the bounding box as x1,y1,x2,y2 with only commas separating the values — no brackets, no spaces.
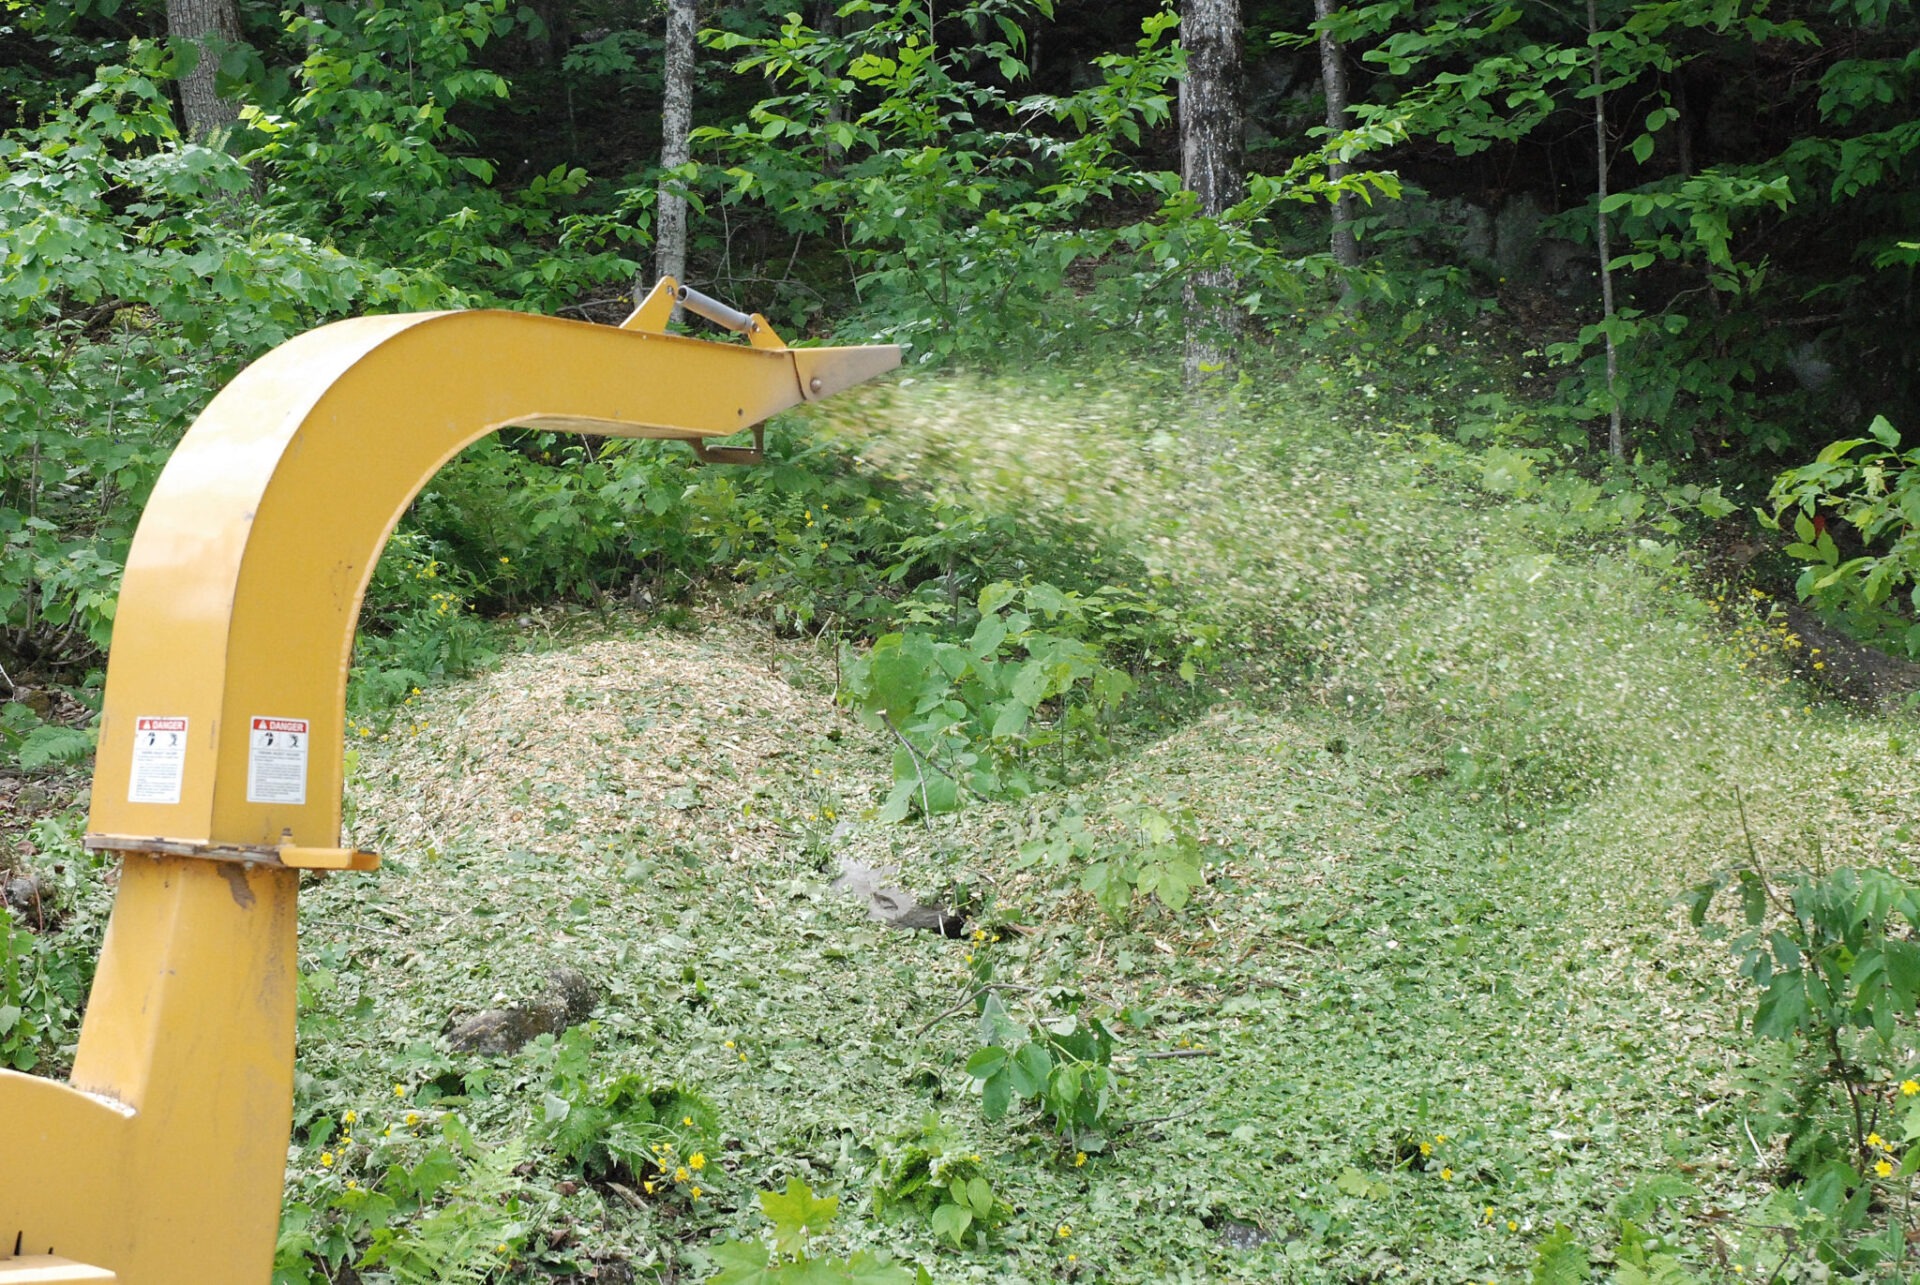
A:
981,1069,1012,1121
760,1179,839,1255
837,1251,920,1285
1333,1166,1388,1199
705,1239,779,1285
965,1176,994,1217
964,1046,1008,1079
977,582,1018,618
1529,1225,1591,1284
1885,938,1920,1002
1009,1042,1053,1097
1753,970,1810,1039
929,1200,972,1246
968,612,1007,658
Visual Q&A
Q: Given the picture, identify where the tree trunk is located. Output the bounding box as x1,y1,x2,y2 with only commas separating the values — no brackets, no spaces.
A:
652,0,697,310
1179,0,1246,384
166,0,245,143
1587,0,1625,460
1314,0,1359,271
814,0,845,175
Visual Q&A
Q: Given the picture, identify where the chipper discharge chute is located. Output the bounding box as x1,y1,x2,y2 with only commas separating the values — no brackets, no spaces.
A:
0,281,899,1285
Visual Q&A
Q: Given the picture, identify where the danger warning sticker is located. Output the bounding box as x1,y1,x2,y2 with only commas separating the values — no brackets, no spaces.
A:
129,716,189,805
247,716,310,806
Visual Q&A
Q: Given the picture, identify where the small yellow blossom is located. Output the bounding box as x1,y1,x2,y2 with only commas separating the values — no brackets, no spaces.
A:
320,1151,335,1167
405,1112,420,1126
1074,1152,1087,1167
342,1110,357,1125
724,1040,735,1049
1419,1141,1433,1157
1877,1159,1894,1178
393,1084,407,1098
1441,1167,1454,1181
644,1181,655,1194
691,1187,701,1199
689,1153,706,1171
1508,1220,1518,1232
1869,1132,1885,1148
675,1167,690,1183
682,1116,693,1126
1904,1079,1919,1096
346,1180,358,1190
1057,1224,1071,1238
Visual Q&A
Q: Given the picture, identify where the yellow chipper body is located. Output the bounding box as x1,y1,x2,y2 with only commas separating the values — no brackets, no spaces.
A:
0,281,898,1284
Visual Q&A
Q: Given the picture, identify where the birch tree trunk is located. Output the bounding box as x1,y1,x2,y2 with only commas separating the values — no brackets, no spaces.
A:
1587,0,1625,460
653,0,697,309
166,0,245,143
1313,0,1359,271
1179,0,1246,384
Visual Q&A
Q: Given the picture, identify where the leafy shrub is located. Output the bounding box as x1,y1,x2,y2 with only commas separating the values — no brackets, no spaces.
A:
1012,801,1209,918
839,582,1136,819
0,811,112,1073
0,55,414,680
276,1107,541,1285
256,0,639,310
0,703,94,772
1687,856,1920,1173
1768,415,1920,655
965,989,1119,1145
871,1114,1011,1248
1687,837,1920,1274
532,1025,717,1193
706,1178,924,1285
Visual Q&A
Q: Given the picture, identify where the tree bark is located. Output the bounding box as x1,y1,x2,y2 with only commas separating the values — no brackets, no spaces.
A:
1314,0,1359,270
653,0,697,309
814,0,846,175
166,0,245,143
1588,0,1625,460
1179,0,1246,384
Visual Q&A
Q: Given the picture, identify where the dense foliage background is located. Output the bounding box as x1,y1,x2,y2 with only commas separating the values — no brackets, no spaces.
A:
9,0,1920,1281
